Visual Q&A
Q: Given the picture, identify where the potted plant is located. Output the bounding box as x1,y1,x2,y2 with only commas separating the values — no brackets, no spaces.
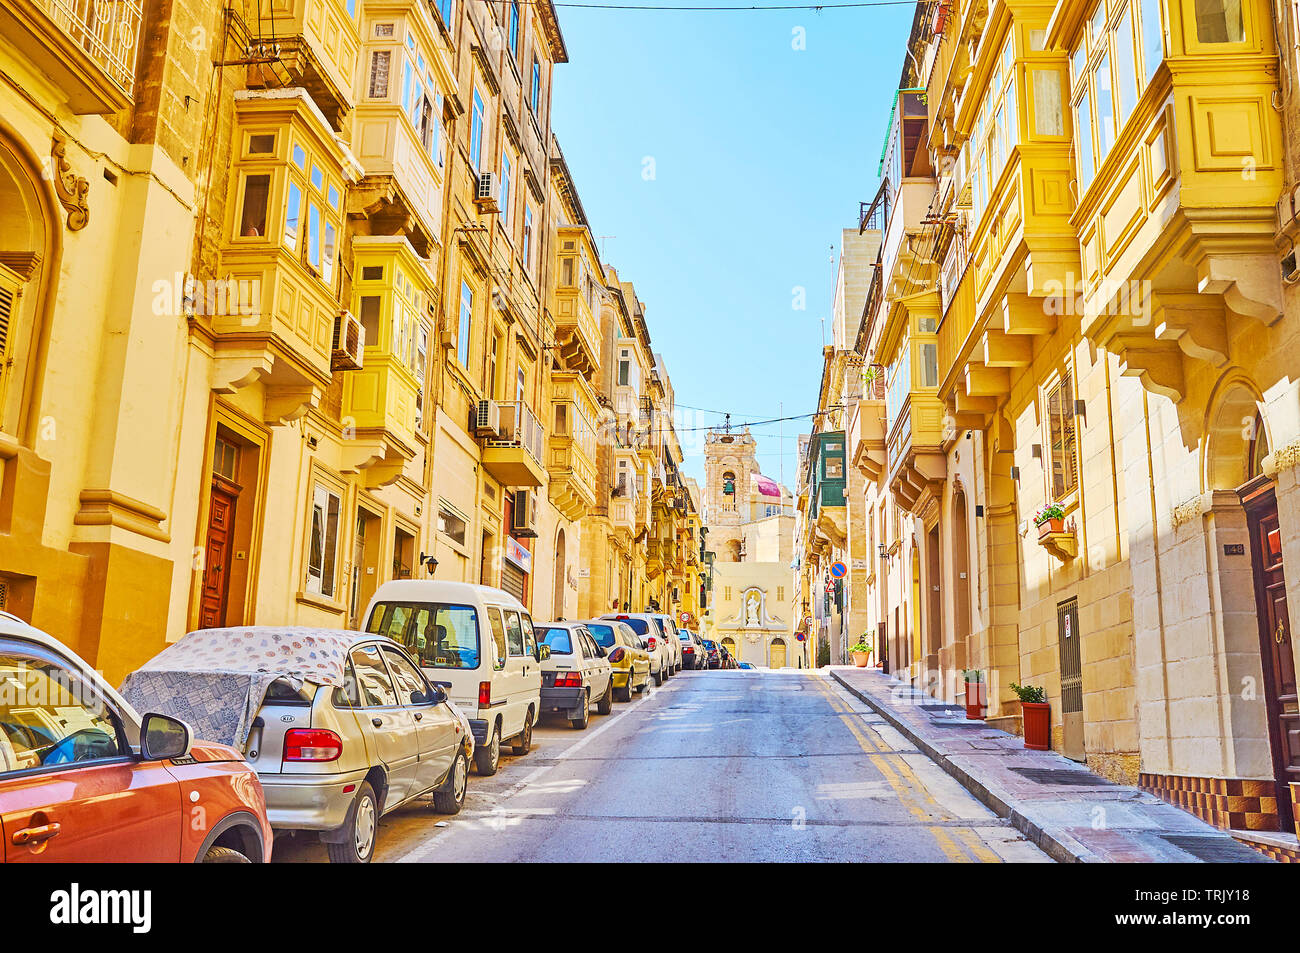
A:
962,669,986,720
849,635,873,668
1011,681,1050,750
1033,502,1066,537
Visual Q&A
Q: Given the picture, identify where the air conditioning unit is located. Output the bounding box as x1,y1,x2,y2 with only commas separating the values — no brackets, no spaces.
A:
512,489,538,537
474,171,500,213
331,309,365,371
474,399,501,437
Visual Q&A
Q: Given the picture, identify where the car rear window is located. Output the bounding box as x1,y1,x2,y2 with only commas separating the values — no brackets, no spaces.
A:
615,617,650,635
537,627,573,655
584,623,617,648
677,631,692,641
703,640,717,650
367,602,480,670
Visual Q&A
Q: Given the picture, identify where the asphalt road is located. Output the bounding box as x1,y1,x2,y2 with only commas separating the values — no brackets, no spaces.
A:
274,669,1051,863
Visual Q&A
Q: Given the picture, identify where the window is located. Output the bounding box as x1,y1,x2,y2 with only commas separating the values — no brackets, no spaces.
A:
239,174,270,237
438,504,467,546
522,205,533,267
1140,0,1164,83
284,182,301,251
436,0,453,26
538,627,573,654
0,646,124,772
486,607,508,669
213,437,239,480
248,134,275,154
584,623,618,648
500,151,513,226
503,610,525,656
306,483,342,597
348,645,399,707
458,281,473,367
382,647,430,704
470,90,485,171
531,59,541,114
969,34,1018,223
618,349,631,386
1046,371,1079,500
508,1,520,60
1031,69,1064,136
366,602,481,670
1194,0,1244,42
369,51,391,98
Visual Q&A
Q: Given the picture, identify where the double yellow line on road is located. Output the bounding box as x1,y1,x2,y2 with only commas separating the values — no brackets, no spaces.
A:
808,674,1001,864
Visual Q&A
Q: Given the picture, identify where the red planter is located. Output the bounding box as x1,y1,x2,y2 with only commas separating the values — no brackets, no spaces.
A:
1036,517,1064,538
1022,701,1051,750
964,680,986,720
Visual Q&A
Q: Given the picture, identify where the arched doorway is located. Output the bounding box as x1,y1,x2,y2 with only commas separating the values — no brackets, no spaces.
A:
721,636,736,664
1206,382,1295,833
552,528,566,620
769,637,786,669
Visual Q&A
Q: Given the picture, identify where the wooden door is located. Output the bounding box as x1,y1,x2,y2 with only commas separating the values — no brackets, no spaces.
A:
1246,489,1298,832
770,639,786,670
200,480,238,629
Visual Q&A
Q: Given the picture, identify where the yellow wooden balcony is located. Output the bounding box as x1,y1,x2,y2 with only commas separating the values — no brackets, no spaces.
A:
553,228,602,376
547,372,599,520
849,364,888,483
236,0,359,128
206,91,357,424
881,294,946,512
610,496,636,533
1,0,142,112
482,399,546,488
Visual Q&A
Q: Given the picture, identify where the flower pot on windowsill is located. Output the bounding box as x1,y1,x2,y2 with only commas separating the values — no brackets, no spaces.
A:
1036,517,1064,538
964,679,986,720
1022,701,1051,750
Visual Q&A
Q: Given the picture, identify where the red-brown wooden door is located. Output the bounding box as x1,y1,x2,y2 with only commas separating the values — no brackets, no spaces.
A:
1246,489,1298,832
200,479,238,629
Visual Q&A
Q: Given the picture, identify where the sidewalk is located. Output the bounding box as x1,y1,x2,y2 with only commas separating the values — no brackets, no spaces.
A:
826,666,1272,863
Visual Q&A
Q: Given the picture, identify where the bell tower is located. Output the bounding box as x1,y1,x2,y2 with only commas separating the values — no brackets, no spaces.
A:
704,426,758,562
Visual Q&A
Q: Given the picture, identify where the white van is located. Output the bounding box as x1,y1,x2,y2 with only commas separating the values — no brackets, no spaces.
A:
363,581,544,777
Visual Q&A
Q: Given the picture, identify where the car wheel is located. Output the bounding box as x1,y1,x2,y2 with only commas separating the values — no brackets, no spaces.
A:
653,668,663,687
570,690,590,730
616,677,632,702
201,845,250,863
326,781,378,864
432,748,469,815
512,711,534,755
597,681,614,715
474,724,501,776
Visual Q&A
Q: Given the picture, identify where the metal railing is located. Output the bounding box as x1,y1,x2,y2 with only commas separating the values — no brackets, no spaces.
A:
859,178,891,234
47,0,143,96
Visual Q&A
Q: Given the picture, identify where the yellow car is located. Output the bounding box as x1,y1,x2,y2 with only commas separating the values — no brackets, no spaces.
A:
583,620,652,701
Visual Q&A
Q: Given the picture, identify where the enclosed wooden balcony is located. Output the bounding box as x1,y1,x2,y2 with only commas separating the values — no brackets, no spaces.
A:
882,295,946,512
1,0,141,112
547,372,599,520
552,227,602,376
481,399,546,487
849,363,888,483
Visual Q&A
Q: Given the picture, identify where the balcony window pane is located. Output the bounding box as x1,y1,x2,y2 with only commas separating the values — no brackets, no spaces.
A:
1033,70,1064,136
359,296,381,348
458,282,473,366
1074,92,1094,188
369,51,391,98
311,165,323,192
1095,52,1115,161
307,203,321,270
239,174,270,238
1140,0,1164,83
323,222,336,285
1047,372,1079,499
248,134,275,154
1114,10,1139,129
919,341,939,387
1194,0,1244,42
470,91,484,171
328,185,340,211
284,182,302,251
292,144,306,169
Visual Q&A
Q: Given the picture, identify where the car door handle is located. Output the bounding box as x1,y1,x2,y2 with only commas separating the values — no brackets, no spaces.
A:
372,717,384,727
13,822,61,846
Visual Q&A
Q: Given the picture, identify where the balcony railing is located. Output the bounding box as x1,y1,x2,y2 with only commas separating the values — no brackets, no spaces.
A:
47,0,143,96
489,400,544,466
859,178,891,234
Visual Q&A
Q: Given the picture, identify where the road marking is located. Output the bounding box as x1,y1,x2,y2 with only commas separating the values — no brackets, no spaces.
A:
929,826,974,863
955,827,1003,863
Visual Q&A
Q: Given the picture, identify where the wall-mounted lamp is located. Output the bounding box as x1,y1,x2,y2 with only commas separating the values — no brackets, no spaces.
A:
418,552,439,576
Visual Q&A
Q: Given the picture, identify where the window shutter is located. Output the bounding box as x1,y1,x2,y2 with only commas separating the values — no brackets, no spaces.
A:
0,265,19,415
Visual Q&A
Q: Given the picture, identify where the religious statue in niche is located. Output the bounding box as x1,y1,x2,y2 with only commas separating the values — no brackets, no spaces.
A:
745,592,760,627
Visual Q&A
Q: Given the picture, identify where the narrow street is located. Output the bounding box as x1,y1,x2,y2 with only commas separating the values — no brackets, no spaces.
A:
276,670,1048,863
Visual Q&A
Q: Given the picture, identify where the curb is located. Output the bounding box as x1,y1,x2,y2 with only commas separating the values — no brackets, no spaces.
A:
827,669,1094,864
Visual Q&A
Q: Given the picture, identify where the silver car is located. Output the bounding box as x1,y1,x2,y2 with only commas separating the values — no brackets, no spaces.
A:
124,628,474,864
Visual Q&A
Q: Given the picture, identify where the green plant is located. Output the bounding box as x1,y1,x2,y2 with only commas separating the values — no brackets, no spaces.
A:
962,668,983,682
817,637,831,667
849,641,872,653
1010,681,1046,704
1033,503,1066,526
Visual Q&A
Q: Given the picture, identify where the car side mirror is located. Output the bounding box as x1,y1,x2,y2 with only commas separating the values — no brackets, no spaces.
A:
536,644,551,662
140,713,192,761
420,685,447,706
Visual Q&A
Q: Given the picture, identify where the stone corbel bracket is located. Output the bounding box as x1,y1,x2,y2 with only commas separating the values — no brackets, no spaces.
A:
51,132,89,231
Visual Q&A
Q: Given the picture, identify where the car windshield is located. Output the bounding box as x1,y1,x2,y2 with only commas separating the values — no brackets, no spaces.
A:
367,602,480,669
537,627,573,655
584,623,617,648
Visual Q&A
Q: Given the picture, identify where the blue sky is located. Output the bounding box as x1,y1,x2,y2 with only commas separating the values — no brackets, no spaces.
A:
549,3,913,487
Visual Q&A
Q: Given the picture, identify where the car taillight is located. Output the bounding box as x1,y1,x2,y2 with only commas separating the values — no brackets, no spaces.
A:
607,648,625,663
647,637,657,649
683,645,694,653
283,729,342,762
555,671,582,688
478,681,491,706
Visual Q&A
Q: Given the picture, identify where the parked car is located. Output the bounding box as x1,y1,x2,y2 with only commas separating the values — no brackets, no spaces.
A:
364,580,542,776
583,620,651,700
701,638,721,670
738,661,755,670
122,626,474,864
599,613,672,684
678,628,707,670
535,623,613,729
721,646,738,669
0,613,272,863
650,614,684,674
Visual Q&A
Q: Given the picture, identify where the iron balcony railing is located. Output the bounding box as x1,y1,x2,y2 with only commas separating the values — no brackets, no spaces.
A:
859,178,891,235
47,0,144,96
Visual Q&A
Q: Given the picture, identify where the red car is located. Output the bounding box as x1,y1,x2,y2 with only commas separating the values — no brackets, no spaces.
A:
0,613,272,862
